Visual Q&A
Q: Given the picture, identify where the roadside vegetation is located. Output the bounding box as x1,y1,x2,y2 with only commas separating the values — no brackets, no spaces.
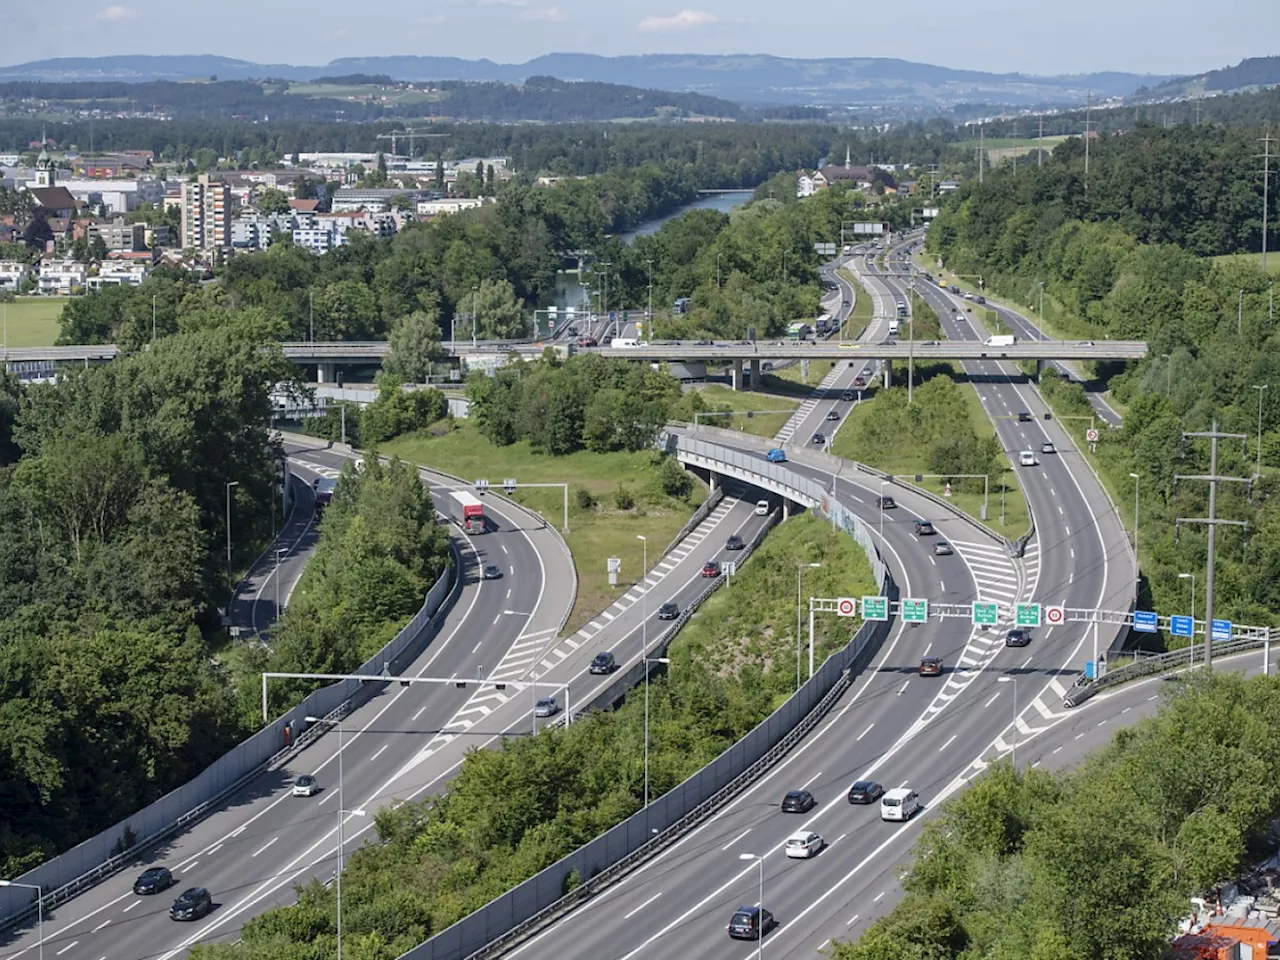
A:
929,119,1280,639
830,671,1280,960
832,367,1031,539
192,512,874,960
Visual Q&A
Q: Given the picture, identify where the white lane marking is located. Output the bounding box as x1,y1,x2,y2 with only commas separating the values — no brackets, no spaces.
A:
412,705,426,722
509,565,515,576
56,943,78,957
123,900,141,913
371,744,389,761
721,828,752,851
252,837,279,858
799,770,823,791
857,723,874,741
939,734,957,752
939,580,946,592
231,826,246,838
897,681,909,696
624,893,663,920
873,891,886,903
984,691,1000,707
473,641,482,653
92,919,111,932
206,843,223,855
848,914,859,926
502,544,508,554
1052,746,1063,754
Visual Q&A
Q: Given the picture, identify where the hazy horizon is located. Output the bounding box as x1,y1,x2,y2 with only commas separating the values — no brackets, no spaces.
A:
5,0,1274,77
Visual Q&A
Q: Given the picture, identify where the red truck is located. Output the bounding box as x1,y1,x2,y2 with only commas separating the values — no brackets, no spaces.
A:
449,490,486,535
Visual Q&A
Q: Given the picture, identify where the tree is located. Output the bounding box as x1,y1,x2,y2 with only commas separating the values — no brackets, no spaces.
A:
88,234,108,261
317,279,380,340
384,310,444,384
257,187,291,215
472,278,527,340
434,157,444,188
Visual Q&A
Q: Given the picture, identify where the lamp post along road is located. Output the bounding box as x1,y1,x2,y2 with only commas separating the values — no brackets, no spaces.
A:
796,563,821,691
738,853,765,960
1129,472,1140,553
1254,384,1269,476
225,480,239,591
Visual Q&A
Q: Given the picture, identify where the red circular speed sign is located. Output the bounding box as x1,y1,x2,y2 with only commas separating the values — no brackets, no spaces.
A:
1046,605,1065,625
837,598,857,617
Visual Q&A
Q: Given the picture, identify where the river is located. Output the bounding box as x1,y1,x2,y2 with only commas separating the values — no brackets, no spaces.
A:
551,190,753,311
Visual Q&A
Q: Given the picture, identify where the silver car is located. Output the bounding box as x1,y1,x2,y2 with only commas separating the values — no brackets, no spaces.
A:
534,697,559,718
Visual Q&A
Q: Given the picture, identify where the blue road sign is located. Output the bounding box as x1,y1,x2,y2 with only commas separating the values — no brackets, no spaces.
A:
1211,619,1232,642
1085,660,1096,680
1170,615,1194,638
1133,610,1158,633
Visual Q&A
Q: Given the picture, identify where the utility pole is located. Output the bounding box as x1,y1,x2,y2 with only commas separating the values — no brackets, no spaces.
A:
1038,115,1045,168
1175,422,1250,669
978,124,985,185
1084,90,1092,193
645,258,653,344
1260,129,1275,273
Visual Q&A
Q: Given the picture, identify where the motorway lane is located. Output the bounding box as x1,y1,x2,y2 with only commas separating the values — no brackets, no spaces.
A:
0,446,567,960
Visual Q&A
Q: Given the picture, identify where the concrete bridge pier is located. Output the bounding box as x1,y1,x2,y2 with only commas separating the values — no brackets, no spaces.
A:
317,362,337,384
748,357,761,391
882,359,893,389
732,358,744,391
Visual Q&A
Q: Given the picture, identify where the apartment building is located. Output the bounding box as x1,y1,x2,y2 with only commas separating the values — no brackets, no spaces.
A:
0,261,32,292
37,259,88,295
89,219,148,253
87,261,150,291
181,174,232,251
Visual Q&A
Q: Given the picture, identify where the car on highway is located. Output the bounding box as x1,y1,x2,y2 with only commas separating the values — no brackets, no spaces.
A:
702,560,722,578
534,697,559,718
963,291,974,300
811,432,825,445
826,409,840,421
1017,410,1033,422
914,519,935,536
482,563,502,580
853,376,867,388
588,651,617,675
955,311,966,320
727,905,776,941
934,540,954,556
919,656,943,676
755,500,770,516
881,788,920,821
576,336,597,347
976,296,987,304
766,448,787,463
658,601,680,620
1005,628,1032,647
876,495,896,509
170,887,213,921
695,339,713,346
781,788,817,813
785,831,824,859
1041,441,1057,454
842,390,857,401
726,534,745,551
1019,450,1038,467
133,866,175,896
847,780,885,804
292,774,319,798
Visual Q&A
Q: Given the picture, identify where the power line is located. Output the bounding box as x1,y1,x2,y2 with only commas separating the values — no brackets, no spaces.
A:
1083,90,1092,193
1259,129,1276,274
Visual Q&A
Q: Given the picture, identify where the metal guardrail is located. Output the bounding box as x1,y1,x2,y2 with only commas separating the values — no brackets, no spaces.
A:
660,487,725,558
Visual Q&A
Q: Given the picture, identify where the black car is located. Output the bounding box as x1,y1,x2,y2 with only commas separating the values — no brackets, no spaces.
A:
847,780,885,804
826,409,840,421
133,866,174,895
657,601,680,620
1017,411,1033,423
482,563,502,580
1005,628,1032,647
811,432,825,445
170,887,212,921
728,905,776,941
588,651,616,675
914,520,935,536
781,789,816,813
725,534,745,551
876,495,896,509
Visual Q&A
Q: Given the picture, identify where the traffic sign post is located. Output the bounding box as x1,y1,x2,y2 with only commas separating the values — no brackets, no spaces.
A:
901,598,928,624
861,596,889,621
1086,428,1099,443
1170,615,1194,638
1132,610,1158,634
607,556,621,587
836,597,858,618
1211,619,1233,642
1015,603,1041,628
972,602,999,627
1045,605,1065,626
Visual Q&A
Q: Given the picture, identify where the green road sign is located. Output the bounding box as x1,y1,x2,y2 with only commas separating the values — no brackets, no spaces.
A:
1016,603,1042,628
901,598,928,624
972,602,999,626
862,596,889,621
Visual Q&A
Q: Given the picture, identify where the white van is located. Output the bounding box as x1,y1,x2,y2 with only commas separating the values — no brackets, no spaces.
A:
609,338,641,349
880,787,919,821
984,334,1016,347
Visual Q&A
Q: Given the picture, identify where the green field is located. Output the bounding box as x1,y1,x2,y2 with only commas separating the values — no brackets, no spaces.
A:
281,83,443,106
381,423,706,634
2,297,65,347
956,135,1071,151
1211,251,1280,275
688,384,798,437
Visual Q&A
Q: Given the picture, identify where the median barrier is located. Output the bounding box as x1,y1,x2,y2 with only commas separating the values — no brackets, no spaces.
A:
396,463,895,960
0,552,460,930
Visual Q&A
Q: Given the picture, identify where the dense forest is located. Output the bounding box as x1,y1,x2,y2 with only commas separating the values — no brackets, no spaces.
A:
831,672,1280,960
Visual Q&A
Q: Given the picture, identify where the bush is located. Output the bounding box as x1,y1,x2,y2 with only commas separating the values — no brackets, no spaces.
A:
656,456,693,500
614,485,635,510
575,487,596,510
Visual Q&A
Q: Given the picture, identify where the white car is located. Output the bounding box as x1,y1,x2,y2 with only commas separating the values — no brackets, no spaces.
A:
785,831,824,859
534,697,559,718
292,774,319,798
1019,450,1038,467
755,500,770,516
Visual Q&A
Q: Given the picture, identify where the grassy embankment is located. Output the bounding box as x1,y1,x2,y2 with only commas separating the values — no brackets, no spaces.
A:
685,383,799,438
382,423,706,633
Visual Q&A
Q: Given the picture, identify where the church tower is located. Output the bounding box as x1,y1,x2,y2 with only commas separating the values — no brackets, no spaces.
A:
34,137,55,188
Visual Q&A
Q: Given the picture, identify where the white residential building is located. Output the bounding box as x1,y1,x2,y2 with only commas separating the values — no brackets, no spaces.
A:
416,197,486,217
796,175,815,199
37,259,88,295
0,261,32,292
87,261,149,291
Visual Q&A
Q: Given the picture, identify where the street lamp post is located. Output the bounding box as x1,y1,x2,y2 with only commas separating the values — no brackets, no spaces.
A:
1179,572,1197,666
310,290,315,344
1129,472,1140,553
0,880,42,960
643,655,670,807
997,676,1018,767
738,854,765,960
645,258,654,345
879,480,888,538
152,293,157,343
716,253,721,289
305,714,360,960
225,480,239,591
1253,384,1269,476
796,562,821,691
471,284,478,349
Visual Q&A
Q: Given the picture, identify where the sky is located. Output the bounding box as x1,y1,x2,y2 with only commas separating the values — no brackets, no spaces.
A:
5,0,1277,76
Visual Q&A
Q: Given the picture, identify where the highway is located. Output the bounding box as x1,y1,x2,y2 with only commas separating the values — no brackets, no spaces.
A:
0,442,573,960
